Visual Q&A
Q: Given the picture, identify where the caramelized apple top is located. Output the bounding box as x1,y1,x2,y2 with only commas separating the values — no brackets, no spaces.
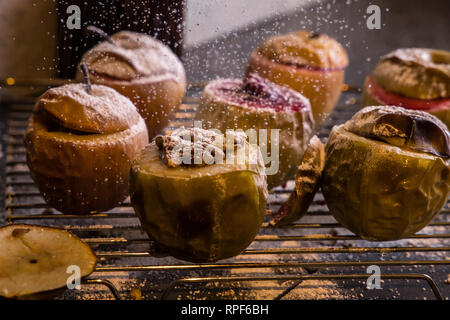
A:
344,106,450,158
371,48,450,100
34,83,142,134
80,31,185,81
205,74,311,112
256,30,348,70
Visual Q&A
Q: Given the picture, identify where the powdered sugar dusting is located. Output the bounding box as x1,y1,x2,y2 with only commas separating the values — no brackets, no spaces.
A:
37,83,141,134
82,31,185,82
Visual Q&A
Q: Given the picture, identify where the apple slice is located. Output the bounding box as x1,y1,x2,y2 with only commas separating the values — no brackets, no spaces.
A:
0,224,97,299
269,136,325,226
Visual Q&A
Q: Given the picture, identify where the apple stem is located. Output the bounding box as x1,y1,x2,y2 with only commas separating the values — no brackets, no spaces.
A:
86,25,115,45
80,63,92,94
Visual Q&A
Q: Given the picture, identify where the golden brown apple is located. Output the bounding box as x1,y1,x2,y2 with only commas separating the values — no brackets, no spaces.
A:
77,30,186,139
24,83,148,214
247,30,348,124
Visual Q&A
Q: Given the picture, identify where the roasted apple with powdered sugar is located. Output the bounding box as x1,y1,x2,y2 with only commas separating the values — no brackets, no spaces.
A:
362,48,450,128
322,106,450,240
24,81,148,214
77,29,186,139
195,73,314,189
130,127,268,262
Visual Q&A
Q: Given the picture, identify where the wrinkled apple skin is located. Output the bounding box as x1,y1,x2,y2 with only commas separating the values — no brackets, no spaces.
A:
322,125,450,241
130,142,268,262
370,49,450,101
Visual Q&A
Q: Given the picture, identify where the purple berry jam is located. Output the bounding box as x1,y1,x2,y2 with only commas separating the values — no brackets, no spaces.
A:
211,73,309,112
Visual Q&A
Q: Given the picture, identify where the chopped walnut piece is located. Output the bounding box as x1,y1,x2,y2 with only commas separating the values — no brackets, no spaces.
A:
155,127,247,168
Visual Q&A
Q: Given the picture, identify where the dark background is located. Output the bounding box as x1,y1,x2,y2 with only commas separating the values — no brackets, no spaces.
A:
34,0,450,86
183,0,450,86
56,0,185,78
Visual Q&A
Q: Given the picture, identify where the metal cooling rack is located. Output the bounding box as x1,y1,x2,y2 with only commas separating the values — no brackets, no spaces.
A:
2,86,450,300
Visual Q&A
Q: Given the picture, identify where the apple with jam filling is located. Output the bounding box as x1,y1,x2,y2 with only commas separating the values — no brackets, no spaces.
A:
362,48,450,128
195,73,314,189
247,30,348,124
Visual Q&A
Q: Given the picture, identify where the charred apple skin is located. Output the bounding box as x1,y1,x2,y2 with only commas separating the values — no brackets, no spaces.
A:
77,31,186,140
196,76,314,189
130,142,268,262
362,48,450,128
322,107,450,241
24,84,148,214
247,31,348,124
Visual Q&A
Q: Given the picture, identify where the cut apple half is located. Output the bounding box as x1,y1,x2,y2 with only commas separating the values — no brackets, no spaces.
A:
0,224,97,299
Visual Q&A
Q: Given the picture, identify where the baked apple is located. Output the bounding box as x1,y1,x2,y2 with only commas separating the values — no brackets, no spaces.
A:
362,48,450,128
130,128,268,262
269,135,325,226
77,30,187,139
247,30,348,124
195,73,314,189
0,224,96,299
322,106,450,240
24,83,148,214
